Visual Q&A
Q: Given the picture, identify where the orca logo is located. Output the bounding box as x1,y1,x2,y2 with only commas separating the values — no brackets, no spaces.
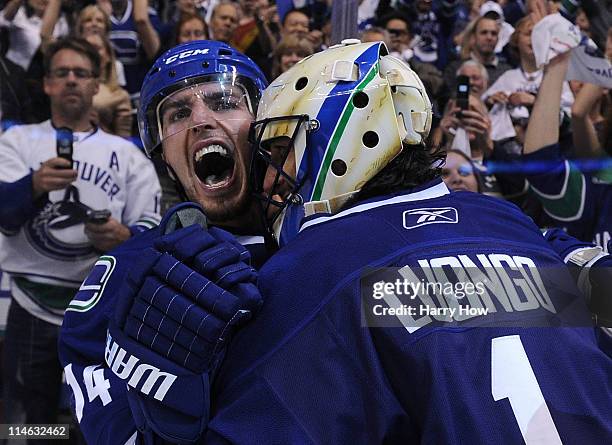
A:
403,207,458,229
25,186,97,260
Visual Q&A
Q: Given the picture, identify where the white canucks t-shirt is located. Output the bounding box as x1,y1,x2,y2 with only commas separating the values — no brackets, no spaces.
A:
0,121,161,324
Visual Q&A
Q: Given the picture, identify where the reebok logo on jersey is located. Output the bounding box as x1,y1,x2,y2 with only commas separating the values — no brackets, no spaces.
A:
403,207,458,229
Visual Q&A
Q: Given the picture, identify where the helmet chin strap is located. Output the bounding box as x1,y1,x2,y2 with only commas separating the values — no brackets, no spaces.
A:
303,190,358,217
160,156,190,203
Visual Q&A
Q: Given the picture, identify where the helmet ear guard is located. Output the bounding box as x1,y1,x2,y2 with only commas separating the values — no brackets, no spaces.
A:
379,54,432,146
250,40,433,246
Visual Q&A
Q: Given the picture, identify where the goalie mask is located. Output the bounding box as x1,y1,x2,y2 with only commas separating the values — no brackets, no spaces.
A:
250,40,432,247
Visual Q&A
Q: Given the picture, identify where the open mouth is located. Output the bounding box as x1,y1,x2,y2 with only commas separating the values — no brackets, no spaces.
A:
194,144,235,188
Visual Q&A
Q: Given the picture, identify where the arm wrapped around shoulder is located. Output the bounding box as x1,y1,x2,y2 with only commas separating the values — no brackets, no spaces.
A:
543,228,612,326
108,223,263,444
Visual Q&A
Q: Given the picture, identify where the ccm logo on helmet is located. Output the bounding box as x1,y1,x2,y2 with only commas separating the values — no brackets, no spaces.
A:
165,48,210,65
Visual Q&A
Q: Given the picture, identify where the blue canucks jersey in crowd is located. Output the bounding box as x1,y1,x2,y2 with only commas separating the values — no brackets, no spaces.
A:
524,144,612,252
60,181,612,444
109,1,164,100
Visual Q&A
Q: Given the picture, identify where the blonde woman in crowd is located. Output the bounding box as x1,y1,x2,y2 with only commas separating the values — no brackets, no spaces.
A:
175,13,208,45
271,34,314,80
85,32,132,137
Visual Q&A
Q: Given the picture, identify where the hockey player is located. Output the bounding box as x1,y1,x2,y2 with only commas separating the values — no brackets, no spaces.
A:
0,37,161,428
89,37,612,444
58,41,268,443
199,39,612,442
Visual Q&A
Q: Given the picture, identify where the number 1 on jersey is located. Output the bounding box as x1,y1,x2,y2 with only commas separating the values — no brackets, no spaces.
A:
491,335,562,444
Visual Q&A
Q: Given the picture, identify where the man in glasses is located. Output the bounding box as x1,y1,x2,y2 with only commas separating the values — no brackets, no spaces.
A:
58,40,268,443
0,37,161,429
380,12,413,62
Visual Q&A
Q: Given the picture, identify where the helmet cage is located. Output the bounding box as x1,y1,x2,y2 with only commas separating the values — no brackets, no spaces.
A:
249,114,311,229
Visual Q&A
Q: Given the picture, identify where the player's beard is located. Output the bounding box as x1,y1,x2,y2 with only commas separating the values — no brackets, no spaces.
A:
202,190,252,223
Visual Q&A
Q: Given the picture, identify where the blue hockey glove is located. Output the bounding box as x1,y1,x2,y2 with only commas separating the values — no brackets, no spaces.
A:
107,206,263,442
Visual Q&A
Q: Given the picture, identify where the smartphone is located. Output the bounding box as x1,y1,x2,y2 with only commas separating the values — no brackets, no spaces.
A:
56,127,74,168
87,209,111,225
456,75,470,111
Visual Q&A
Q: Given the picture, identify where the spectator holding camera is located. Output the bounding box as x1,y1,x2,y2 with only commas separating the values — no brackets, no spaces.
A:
437,84,494,161
435,72,501,196
40,2,133,137
0,37,160,427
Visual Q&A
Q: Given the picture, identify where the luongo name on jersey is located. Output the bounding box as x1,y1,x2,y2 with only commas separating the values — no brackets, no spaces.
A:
60,181,611,444
207,179,611,444
0,121,161,324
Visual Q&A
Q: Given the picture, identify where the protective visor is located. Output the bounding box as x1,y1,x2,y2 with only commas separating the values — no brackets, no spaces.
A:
146,75,257,152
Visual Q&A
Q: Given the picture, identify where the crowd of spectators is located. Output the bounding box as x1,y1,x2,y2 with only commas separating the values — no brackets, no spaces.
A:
0,0,610,435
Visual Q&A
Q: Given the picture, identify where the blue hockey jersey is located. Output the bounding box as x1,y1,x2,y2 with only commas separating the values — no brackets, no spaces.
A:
109,0,164,99
60,182,611,444
204,179,612,444
58,204,268,445
524,144,612,252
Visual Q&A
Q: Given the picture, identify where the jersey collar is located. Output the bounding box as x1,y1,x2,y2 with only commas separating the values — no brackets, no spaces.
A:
299,179,450,233
110,0,132,25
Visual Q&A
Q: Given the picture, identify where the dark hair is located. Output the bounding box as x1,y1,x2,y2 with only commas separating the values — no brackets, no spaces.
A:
44,37,101,78
351,144,445,204
282,8,309,27
377,12,411,33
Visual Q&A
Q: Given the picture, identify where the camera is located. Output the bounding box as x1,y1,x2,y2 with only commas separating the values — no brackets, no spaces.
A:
56,127,73,168
456,75,470,112
87,209,111,225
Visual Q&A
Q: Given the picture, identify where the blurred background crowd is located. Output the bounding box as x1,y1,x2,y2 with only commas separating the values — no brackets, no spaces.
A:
0,0,611,440
1,0,611,210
